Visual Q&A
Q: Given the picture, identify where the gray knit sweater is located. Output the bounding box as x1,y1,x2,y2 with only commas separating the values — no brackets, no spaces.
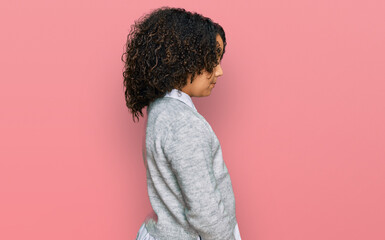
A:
142,92,238,240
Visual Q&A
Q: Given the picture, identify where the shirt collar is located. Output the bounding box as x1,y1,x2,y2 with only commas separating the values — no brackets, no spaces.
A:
163,89,197,112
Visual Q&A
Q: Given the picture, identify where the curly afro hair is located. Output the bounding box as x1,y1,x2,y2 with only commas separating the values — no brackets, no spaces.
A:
121,6,227,123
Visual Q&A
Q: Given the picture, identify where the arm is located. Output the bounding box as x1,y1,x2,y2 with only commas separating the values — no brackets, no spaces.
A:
163,118,235,240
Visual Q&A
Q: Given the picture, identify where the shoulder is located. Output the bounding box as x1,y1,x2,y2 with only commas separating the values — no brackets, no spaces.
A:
149,98,212,144
148,97,205,128
163,115,213,155
147,97,211,141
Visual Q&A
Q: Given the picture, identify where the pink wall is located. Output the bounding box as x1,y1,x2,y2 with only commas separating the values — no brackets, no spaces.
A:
1,0,384,239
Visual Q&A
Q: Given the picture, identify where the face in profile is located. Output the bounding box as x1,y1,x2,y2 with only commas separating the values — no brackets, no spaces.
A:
181,34,224,97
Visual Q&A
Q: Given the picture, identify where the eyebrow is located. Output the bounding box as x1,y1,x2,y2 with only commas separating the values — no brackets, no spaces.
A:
215,41,224,60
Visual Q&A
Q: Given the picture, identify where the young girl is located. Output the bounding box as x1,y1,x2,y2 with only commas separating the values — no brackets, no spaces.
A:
121,7,241,240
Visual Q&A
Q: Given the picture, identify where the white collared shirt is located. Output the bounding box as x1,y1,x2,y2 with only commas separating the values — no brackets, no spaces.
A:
163,88,198,112
136,221,242,240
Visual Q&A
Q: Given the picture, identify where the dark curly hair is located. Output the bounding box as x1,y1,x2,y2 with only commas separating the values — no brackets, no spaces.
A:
121,6,227,123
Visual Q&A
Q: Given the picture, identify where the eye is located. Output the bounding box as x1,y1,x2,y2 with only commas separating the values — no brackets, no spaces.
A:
216,50,221,58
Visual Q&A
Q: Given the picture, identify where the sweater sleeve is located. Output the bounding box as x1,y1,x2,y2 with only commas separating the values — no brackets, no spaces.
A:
163,118,235,240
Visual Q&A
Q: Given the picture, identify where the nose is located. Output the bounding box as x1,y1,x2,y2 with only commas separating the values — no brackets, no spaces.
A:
215,63,223,77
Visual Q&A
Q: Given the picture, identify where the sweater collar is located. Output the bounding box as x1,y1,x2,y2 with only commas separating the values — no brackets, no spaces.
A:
164,89,197,112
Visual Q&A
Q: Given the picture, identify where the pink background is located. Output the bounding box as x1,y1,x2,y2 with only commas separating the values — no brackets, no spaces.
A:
1,0,384,239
